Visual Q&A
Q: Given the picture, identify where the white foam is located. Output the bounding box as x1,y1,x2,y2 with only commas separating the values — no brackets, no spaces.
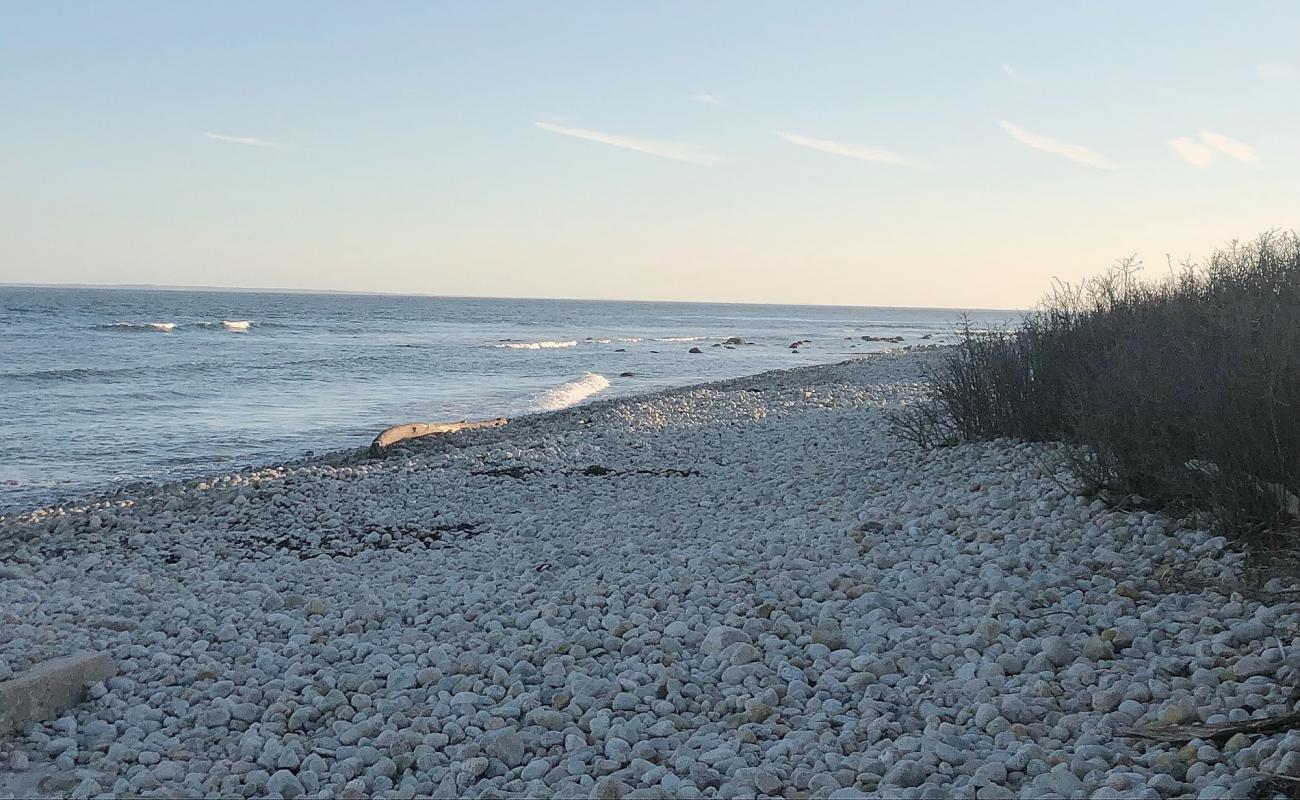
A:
494,340,578,350
149,322,176,333
531,372,611,411
657,336,709,343
222,320,251,332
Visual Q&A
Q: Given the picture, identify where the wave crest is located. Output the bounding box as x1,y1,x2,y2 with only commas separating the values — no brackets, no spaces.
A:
494,340,578,350
532,372,610,411
101,320,261,333
100,322,177,333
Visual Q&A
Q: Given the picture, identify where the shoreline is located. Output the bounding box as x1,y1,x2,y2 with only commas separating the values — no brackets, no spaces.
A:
0,346,949,523
2,346,1297,798
4,285,1008,517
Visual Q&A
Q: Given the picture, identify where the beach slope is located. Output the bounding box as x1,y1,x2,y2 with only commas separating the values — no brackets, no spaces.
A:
1,350,1296,798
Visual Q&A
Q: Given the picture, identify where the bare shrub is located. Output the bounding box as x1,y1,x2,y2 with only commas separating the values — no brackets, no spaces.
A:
895,231,1300,544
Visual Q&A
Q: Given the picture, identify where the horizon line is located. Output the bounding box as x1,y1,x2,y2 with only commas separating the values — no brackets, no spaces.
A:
0,281,1023,314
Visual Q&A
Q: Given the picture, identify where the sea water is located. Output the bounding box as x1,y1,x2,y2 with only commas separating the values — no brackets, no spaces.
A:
0,287,1015,510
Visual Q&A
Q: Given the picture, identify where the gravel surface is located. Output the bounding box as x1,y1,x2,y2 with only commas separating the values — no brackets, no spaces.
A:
2,349,1298,799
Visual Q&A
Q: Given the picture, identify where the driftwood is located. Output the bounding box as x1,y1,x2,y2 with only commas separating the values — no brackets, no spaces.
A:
1263,772,1300,800
370,417,507,457
0,652,117,734
1117,708,1300,743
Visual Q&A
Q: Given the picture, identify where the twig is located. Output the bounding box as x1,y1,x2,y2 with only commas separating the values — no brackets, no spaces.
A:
1260,772,1300,800
1020,607,1079,619
1029,452,1077,497
1117,709,1300,743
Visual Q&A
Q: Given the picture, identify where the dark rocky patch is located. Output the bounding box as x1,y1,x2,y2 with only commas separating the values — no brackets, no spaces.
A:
471,466,533,479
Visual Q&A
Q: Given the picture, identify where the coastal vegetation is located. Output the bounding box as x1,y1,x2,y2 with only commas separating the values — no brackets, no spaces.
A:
894,231,1300,548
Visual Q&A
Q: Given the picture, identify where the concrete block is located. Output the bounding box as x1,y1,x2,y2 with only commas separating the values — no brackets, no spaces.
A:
0,651,116,734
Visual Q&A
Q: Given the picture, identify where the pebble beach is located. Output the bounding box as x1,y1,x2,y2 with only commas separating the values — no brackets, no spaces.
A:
2,348,1298,799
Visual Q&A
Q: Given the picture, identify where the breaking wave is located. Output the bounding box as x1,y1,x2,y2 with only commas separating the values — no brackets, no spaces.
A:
494,340,578,350
531,372,611,411
100,320,269,333
100,322,177,333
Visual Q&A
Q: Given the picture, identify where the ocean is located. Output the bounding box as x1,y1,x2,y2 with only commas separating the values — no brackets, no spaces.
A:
0,287,1015,511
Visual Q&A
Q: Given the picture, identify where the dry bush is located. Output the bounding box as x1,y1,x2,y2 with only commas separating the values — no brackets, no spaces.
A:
893,231,1300,544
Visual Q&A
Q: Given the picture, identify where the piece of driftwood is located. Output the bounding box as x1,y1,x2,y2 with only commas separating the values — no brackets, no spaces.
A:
370,417,507,457
1117,708,1300,743
0,652,117,734
1261,773,1300,800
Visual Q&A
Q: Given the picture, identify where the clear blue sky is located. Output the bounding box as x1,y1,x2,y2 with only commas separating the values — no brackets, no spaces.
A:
2,1,1296,307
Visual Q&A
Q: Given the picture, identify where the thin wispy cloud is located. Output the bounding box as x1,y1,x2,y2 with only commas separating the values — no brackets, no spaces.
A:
691,93,721,105
1001,63,1019,80
997,120,1115,170
1198,130,1261,165
534,121,722,165
1166,131,1260,168
202,132,295,151
1168,136,1216,168
1256,61,1297,80
774,131,924,168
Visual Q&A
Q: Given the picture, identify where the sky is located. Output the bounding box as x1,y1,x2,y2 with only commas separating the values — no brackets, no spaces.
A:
1,2,1297,308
